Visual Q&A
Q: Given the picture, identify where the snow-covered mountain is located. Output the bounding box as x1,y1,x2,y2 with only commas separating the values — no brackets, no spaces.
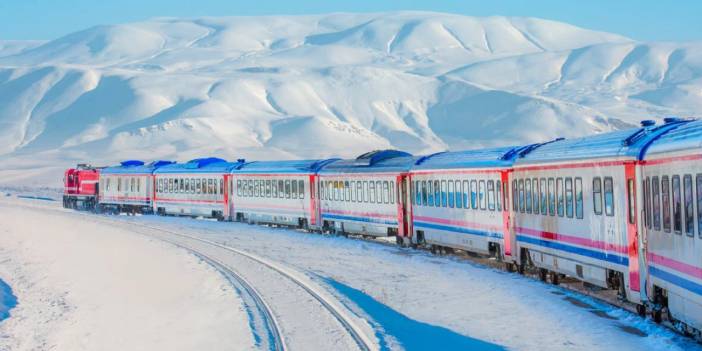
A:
0,12,700,186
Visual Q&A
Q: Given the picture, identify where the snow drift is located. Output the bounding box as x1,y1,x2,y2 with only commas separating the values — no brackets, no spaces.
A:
0,12,700,186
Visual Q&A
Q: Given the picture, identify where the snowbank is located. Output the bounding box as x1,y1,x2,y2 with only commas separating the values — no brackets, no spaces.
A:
0,197,254,350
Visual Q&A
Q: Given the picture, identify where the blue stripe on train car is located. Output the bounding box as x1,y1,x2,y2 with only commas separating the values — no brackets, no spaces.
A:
649,266,702,296
516,234,629,266
322,214,397,226
413,221,503,239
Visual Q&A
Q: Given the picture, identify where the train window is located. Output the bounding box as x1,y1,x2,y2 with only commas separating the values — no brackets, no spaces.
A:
210,179,215,195
557,178,564,217
419,181,426,206
575,178,583,219
565,178,574,218
439,180,446,207
684,175,693,237
534,178,548,216
464,180,470,209
180,178,185,193
496,180,502,211
627,179,636,225
652,177,661,230
248,180,254,197
156,179,160,193
331,181,338,201
253,180,259,197
375,181,382,204
532,178,539,214
174,178,179,193
662,176,671,232
471,180,478,209
546,178,554,216
349,181,356,203
604,177,614,217
413,181,419,205
131,178,135,192
340,181,346,201
383,181,390,204
487,180,495,211
299,180,305,199
512,180,518,211
292,180,298,199
357,181,363,203
697,174,702,238
453,180,462,208
593,177,602,215
184,178,189,193
644,178,652,229
426,180,433,206
263,180,269,197
362,181,368,203
672,175,682,234
236,180,242,196
525,179,532,214
118,177,122,192
285,180,291,199
191,178,196,194
390,181,395,204
479,180,487,210
169,178,174,193
448,181,455,208
273,180,280,198
369,181,376,203
518,179,525,213
138,178,141,193
433,180,440,207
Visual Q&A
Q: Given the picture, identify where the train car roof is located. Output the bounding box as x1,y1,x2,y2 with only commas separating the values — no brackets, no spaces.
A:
643,118,702,157
514,119,691,165
411,144,541,170
319,150,418,174
231,159,339,174
101,160,175,175
153,157,245,174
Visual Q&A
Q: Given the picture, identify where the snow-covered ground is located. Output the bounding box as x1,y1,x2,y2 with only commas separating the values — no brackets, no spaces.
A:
1,195,700,350
0,196,255,351
0,12,701,187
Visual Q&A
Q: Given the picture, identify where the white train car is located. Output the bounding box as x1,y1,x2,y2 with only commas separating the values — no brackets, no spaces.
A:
640,119,702,335
230,159,338,228
99,160,174,213
152,158,244,219
511,119,687,306
409,147,522,260
318,150,416,242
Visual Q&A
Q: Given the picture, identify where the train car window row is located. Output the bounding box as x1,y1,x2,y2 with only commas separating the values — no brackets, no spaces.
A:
412,179,502,212
643,173,702,238
156,178,222,195
321,180,395,205
513,177,584,219
104,176,142,193
236,179,305,200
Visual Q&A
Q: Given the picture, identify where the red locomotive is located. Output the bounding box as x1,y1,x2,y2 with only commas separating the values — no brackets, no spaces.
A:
62,164,100,210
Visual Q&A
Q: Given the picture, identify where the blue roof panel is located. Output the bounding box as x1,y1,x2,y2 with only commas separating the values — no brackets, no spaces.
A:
320,150,417,173
232,159,339,174
102,160,175,175
515,120,691,164
412,146,521,170
644,119,702,156
154,158,246,174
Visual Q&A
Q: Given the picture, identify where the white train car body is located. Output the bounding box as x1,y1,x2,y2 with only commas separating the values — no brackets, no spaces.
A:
409,147,519,258
641,119,702,334
99,160,174,212
152,158,243,219
318,151,415,240
230,159,337,228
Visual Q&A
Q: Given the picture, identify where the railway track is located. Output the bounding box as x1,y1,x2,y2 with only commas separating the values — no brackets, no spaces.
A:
84,213,377,351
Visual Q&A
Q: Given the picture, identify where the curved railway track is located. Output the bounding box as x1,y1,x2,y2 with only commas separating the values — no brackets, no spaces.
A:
84,213,376,351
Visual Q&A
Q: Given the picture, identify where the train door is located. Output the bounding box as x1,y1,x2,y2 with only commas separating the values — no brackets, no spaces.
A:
397,174,412,245
309,174,319,227
624,163,641,299
501,170,513,261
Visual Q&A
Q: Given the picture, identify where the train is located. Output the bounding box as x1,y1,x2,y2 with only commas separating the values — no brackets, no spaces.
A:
62,117,702,340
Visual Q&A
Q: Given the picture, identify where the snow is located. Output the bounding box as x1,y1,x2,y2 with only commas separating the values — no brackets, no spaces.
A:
1,12,700,187
85,201,701,351
0,197,255,351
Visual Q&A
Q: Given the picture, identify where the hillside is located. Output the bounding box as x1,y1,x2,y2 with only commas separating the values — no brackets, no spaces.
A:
0,12,700,186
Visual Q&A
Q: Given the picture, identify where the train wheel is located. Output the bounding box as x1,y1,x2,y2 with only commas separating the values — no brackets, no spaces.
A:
652,309,663,324
517,263,525,275
551,272,560,285
505,262,515,272
539,268,548,282
636,304,646,317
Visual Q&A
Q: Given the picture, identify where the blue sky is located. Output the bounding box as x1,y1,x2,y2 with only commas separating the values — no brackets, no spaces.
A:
1,0,700,42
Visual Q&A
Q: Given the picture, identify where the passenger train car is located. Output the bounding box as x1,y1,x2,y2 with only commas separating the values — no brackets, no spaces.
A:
511,119,689,306
64,119,702,340
153,158,245,219
230,159,337,228
640,119,702,332
318,150,416,242
99,160,174,213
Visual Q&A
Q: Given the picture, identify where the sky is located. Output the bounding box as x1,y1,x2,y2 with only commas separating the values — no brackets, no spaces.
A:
1,0,700,42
